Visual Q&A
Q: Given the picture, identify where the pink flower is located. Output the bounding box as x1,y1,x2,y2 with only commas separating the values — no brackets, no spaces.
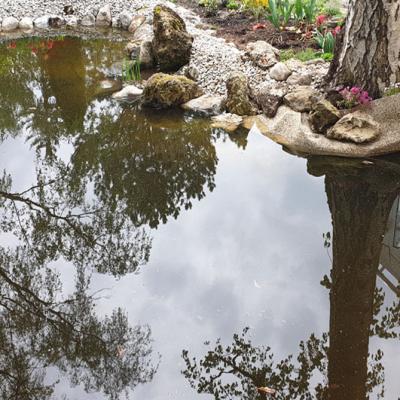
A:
339,86,372,108
332,26,341,36
316,15,327,26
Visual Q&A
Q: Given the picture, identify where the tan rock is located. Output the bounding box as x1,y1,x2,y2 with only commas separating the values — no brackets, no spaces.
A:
128,15,146,33
327,112,381,144
211,113,243,133
182,94,224,116
284,86,319,112
242,115,270,135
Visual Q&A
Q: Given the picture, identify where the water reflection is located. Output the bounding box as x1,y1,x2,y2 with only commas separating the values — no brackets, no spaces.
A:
0,36,221,398
182,156,400,399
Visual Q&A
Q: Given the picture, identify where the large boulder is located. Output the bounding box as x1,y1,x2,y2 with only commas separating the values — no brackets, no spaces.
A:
143,73,203,108
152,5,193,71
223,72,258,116
309,99,341,134
283,86,319,113
245,41,279,69
327,112,381,144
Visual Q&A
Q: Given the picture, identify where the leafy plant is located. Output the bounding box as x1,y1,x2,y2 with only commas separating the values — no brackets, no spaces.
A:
293,0,304,21
302,0,317,22
266,0,281,28
314,29,335,53
122,58,141,82
279,0,294,26
226,0,240,9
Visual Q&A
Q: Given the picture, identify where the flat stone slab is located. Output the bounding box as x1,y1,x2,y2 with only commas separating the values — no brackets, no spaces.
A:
256,94,400,158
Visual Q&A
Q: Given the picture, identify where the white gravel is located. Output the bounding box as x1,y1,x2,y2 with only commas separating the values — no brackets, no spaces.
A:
0,0,329,95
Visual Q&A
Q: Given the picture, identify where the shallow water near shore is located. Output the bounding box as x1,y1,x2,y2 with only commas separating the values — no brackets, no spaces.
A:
0,36,400,399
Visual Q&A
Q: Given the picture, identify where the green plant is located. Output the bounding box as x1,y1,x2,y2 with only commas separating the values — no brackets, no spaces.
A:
226,0,240,9
280,48,327,62
321,52,333,61
122,58,141,82
323,6,343,17
383,86,400,97
293,0,304,21
266,0,281,28
314,30,335,53
278,0,294,26
302,0,317,22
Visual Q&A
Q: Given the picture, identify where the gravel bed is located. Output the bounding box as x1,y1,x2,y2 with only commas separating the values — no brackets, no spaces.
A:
0,0,330,95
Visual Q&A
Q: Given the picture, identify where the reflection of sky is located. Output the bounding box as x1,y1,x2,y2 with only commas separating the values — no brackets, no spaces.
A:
1,36,400,396
4,125,400,399
84,130,332,399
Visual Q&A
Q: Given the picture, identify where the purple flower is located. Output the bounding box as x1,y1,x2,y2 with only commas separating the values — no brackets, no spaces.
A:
339,86,372,108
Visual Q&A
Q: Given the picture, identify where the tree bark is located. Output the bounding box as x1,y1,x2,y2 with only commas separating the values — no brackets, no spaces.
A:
327,0,400,98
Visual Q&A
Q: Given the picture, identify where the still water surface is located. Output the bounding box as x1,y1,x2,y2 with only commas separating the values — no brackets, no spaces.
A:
0,36,399,400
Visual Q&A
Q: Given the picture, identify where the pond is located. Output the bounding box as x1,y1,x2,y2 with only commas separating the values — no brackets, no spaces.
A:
0,36,399,400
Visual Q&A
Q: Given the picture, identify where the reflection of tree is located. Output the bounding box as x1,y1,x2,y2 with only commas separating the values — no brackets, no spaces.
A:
308,156,400,400
0,37,125,160
0,248,157,400
183,156,400,400
1,38,218,229
0,167,151,277
72,105,217,228
183,328,329,400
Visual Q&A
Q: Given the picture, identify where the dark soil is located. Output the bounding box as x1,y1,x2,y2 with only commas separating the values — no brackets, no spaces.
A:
177,0,317,50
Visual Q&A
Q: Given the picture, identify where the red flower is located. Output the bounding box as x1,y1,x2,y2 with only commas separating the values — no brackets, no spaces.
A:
7,42,16,49
47,40,54,49
332,26,341,36
316,14,327,26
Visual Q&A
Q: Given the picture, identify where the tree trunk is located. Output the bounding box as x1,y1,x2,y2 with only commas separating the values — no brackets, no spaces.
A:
327,0,400,98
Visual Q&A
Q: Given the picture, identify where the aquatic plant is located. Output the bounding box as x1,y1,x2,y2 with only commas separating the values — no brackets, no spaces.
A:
122,57,141,82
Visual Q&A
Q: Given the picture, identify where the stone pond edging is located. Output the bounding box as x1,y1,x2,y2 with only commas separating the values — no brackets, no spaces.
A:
3,1,392,159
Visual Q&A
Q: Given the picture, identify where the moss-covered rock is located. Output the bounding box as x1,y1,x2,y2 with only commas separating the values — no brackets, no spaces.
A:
143,73,203,108
152,4,193,72
223,72,259,116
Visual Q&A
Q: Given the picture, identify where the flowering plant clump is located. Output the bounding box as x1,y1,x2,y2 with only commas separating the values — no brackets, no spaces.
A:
339,86,372,108
315,14,327,27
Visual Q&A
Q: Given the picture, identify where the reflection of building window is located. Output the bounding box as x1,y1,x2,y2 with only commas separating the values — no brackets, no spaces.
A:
394,197,400,248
